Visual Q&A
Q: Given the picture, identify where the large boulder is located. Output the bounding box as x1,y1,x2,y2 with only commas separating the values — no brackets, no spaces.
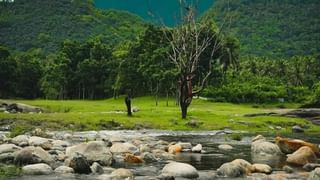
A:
251,135,282,155
22,163,53,175
217,159,252,178
68,153,91,174
66,141,112,166
0,144,21,154
14,146,54,165
276,137,319,155
161,162,199,179
308,168,320,180
287,146,317,166
28,136,52,150
110,142,138,154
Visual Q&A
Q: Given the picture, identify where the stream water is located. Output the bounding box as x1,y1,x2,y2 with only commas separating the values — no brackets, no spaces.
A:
5,130,320,180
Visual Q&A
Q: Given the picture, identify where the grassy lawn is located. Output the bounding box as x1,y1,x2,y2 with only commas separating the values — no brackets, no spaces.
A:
0,96,319,135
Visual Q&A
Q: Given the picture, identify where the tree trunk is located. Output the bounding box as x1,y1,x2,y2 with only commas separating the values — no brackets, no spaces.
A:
179,76,193,119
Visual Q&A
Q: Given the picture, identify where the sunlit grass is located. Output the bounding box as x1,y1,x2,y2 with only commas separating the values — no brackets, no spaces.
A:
0,96,319,134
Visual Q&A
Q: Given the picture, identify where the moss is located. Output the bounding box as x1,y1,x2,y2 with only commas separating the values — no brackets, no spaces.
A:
0,164,21,179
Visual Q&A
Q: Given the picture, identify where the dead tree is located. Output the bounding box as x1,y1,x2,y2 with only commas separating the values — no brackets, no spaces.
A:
163,0,234,119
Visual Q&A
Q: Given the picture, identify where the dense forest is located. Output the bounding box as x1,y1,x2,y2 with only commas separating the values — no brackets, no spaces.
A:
211,0,320,57
0,0,145,53
0,0,319,107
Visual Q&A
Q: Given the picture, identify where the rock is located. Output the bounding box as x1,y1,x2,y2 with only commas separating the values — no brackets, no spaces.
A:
139,144,151,153
0,144,21,154
218,144,233,151
217,162,246,178
11,135,29,146
283,165,294,173
251,164,272,174
6,103,42,113
287,146,317,166
54,166,74,174
292,125,304,133
111,168,134,179
91,162,104,174
161,162,199,179
247,173,268,180
276,137,320,155
14,146,54,165
192,144,202,153
69,153,91,174
22,163,53,175
52,140,70,150
142,152,158,163
110,136,126,144
251,153,282,168
217,159,252,177
251,135,282,155
0,152,14,163
124,153,143,163
28,136,52,150
110,142,138,154
304,163,320,171
186,119,203,128
308,168,320,180
177,142,192,150
168,144,182,154
66,141,112,166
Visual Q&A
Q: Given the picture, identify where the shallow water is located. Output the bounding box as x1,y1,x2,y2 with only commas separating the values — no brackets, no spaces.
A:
6,130,320,179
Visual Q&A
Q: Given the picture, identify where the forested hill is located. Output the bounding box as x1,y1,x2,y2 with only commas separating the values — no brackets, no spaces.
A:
210,0,320,57
0,0,145,53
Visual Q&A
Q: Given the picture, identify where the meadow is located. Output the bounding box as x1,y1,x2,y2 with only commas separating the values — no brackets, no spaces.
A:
0,97,318,136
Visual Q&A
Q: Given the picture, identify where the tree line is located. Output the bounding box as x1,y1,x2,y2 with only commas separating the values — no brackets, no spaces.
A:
0,23,319,107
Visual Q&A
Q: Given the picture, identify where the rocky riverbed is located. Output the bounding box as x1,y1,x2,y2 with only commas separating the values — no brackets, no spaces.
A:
0,129,320,179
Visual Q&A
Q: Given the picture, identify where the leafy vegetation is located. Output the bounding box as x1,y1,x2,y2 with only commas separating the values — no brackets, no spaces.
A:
0,0,145,53
209,0,320,57
0,164,21,179
1,97,318,134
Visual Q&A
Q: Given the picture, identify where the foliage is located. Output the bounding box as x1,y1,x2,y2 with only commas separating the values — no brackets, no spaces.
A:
0,0,145,53
209,0,320,57
202,56,320,103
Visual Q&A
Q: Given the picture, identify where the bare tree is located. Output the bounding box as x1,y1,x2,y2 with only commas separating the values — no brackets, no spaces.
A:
162,0,237,119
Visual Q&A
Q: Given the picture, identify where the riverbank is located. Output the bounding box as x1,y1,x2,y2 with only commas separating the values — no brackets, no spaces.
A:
1,97,319,136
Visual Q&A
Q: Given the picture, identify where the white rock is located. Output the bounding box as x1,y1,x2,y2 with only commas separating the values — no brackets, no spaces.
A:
11,135,29,146
28,136,52,150
308,168,320,180
218,144,233,151
192,144,202,153
22,163,53,175
251,135,282,155
252,164,272,174
111,168,133,178
0,144,21,154
110,142,138,154
161,162,199,179
54,166,74,174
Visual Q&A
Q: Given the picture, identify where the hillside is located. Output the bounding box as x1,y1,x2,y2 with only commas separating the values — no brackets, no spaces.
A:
0,0,145,53
210,0,320,57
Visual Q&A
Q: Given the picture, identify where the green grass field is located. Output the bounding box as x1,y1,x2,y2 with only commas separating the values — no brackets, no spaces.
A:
0,96,319,136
